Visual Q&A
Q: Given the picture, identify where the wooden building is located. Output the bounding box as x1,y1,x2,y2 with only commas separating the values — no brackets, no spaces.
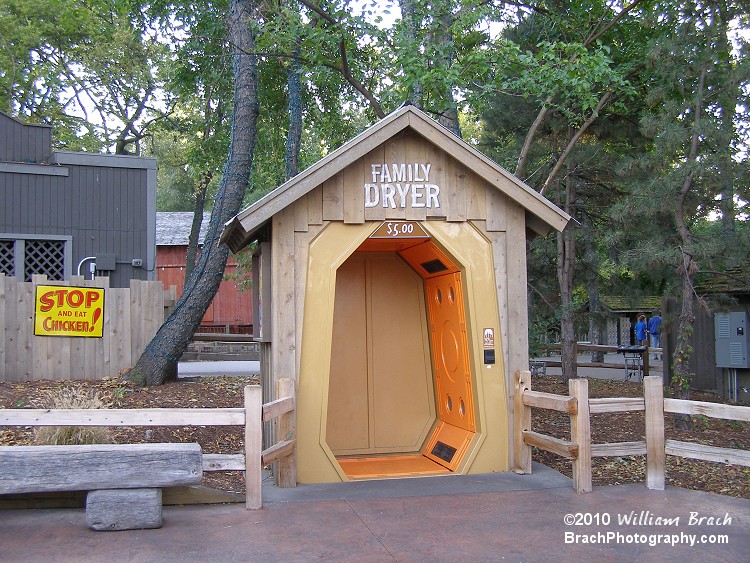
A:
221,105,571,485
1,112,156,288
156,212,252,333
663,270,750,404
599,295,662,346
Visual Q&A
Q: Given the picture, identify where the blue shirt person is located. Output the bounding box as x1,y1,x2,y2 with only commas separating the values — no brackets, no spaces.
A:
648,314,662,358
635,315,648,345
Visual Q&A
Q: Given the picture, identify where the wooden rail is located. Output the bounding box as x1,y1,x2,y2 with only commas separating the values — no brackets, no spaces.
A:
0,380,296,510
514,371,750,493
538,343,664,375
191,333,257,343
541,343,664,354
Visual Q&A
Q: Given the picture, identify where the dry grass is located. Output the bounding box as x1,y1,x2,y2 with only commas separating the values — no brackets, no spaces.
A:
32,386,113,445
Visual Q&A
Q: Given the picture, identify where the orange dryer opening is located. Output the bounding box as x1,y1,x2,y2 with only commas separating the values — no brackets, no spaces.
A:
400,241,476,472
329,229,477,479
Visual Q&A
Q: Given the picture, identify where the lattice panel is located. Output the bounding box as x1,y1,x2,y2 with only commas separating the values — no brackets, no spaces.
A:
0,241,14,277
24,240,65,281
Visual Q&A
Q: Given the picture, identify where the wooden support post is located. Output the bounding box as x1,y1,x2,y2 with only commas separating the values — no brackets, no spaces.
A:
643,375,665,490
569,378,592,493
275,378,296,487
514,370,532,474
642,348,650,378
244,385,263,509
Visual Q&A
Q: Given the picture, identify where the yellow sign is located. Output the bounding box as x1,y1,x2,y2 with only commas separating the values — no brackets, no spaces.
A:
34,285,105,338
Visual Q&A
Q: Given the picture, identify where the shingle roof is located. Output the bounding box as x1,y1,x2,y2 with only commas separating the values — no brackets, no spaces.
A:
156,212,210,246
600,295,662,313
694,268,750,295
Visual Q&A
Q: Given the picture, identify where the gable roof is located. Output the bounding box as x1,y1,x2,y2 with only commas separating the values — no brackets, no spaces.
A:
221,105,571,252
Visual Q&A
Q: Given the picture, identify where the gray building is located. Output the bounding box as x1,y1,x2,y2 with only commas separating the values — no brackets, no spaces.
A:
0,112,156,287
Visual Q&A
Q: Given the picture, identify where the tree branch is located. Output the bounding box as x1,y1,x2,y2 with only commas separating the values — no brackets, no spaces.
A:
540,91,612,195
515,0,645,181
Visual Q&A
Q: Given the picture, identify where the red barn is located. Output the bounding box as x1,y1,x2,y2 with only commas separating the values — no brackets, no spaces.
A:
156,212,252,333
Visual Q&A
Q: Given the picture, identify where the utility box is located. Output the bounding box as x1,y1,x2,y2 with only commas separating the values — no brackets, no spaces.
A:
714,312,750,368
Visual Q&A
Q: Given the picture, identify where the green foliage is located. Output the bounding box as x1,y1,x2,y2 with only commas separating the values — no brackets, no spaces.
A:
0,0,171,153
4,1,749,390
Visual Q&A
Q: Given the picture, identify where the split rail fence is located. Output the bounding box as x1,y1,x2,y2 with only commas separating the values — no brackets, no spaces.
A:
0,380,295,509
514,370,750,492
0,274,176,382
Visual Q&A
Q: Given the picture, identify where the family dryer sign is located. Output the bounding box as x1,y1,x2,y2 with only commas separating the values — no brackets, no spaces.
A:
364,163,441,209
34,285,105,337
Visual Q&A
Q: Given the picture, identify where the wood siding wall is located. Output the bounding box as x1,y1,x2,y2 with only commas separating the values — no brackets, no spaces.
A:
0,113,52,163
267,132,531,471
309,130,510,226
663,296,727,394
0,274,167,382
1,164,152,288
156,246,252,330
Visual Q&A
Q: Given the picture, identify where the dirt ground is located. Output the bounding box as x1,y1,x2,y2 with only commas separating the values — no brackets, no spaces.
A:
1,374,748,499
0,375,256,494
531,376,750,499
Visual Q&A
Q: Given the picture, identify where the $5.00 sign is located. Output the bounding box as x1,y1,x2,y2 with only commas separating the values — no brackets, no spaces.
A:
369,221,430,239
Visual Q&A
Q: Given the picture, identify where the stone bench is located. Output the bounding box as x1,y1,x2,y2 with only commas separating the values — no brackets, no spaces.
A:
0,443,202,531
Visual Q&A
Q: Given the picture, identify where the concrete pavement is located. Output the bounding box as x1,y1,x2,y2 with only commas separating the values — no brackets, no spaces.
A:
177,360,260,378
2,464,748,562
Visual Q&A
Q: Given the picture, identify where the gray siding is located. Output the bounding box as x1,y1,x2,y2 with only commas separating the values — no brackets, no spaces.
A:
0,112,53,163
1,114,156,288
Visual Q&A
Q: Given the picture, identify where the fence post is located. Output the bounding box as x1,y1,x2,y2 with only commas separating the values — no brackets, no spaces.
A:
275,378,296,487
514,370,532,474
643,375,665,490
244,385,263,509
569,378,592,493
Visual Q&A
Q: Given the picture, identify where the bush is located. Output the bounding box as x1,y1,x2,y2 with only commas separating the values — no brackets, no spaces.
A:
32,386,113,445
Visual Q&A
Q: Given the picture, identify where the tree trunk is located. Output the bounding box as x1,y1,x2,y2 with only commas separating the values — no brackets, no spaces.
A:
582,214,604,362
129,0,260,386
285,38,302,181
670,66,706,427
431,5,461,137
399,0,422,106
184,173,210,283
587,277,605,363
557,155,577,382
715,2,736,259
558,234,577,381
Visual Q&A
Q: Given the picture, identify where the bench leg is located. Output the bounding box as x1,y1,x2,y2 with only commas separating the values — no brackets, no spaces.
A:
86,488,162,531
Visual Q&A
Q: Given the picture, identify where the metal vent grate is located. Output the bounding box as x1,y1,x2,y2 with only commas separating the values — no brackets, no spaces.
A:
24,240,65,281
729,343,745,366
421,259,448,275
431,441,457,463
0,241,14,276
717,316,731,339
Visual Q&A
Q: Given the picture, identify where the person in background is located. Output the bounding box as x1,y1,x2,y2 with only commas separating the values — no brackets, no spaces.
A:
635,314,648,346
648,312,662,359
